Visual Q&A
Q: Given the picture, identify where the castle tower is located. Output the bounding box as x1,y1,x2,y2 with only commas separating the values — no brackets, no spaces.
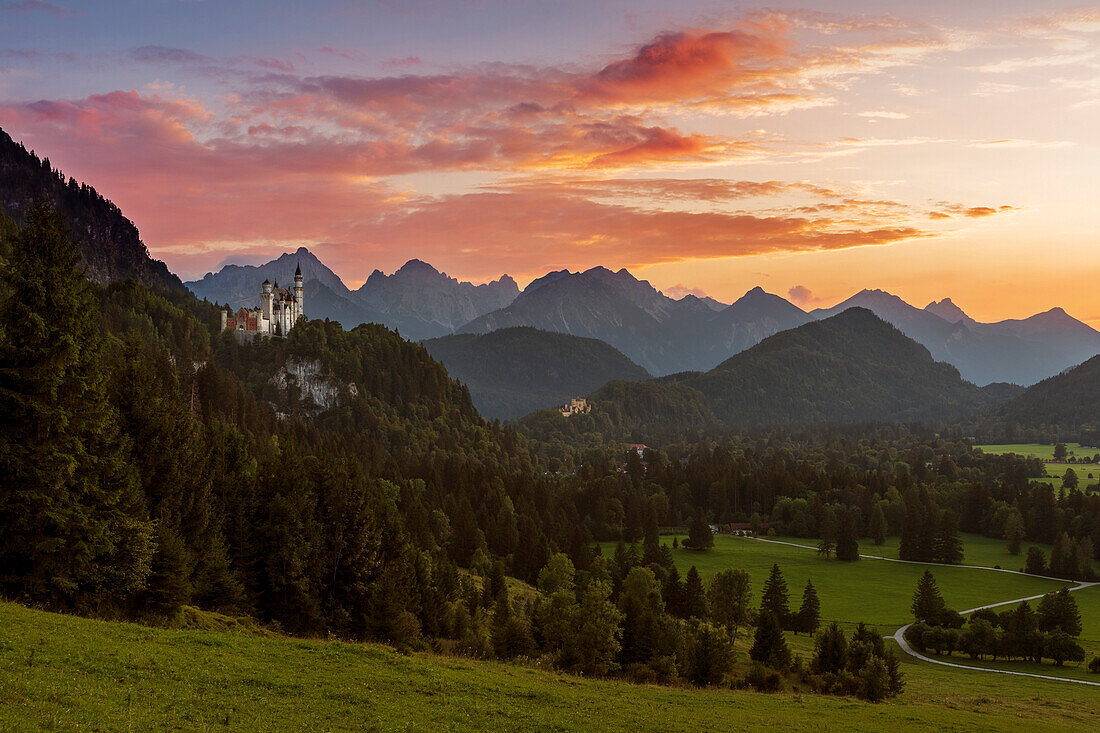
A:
293,262,304,322
261,278,273,326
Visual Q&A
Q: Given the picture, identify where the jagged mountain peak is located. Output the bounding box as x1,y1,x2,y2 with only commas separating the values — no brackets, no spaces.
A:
395,258,442,277
924,297,973,324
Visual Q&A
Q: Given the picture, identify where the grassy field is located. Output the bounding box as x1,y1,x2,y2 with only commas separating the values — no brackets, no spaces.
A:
973,443,1100,490
602,535,1073,629
851,531,1049,570
2,601,1099,732
631,534,1100,682
974,443,1100,461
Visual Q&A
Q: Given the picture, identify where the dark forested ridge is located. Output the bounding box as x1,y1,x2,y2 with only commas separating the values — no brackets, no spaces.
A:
689,308,991,426
518,308,1000,446
0,127,182,291
424,327,650,420
983,355,1100,443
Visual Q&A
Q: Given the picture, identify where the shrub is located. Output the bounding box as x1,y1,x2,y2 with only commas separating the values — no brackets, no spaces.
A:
1088,656,1100,673
904,622,929,652
745,661,783,692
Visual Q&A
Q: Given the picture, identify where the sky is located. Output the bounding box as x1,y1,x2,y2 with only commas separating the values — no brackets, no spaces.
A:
1,1,1098,324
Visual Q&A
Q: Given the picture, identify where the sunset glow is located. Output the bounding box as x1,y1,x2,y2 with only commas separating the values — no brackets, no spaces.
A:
1,1,1097,323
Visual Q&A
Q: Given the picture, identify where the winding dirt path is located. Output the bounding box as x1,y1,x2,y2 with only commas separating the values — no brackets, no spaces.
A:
741,535,1100,686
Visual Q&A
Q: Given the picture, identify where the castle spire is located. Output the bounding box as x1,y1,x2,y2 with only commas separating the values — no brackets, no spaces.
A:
295,261,302,278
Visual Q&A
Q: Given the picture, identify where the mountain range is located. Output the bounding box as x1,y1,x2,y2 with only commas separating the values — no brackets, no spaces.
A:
189,248,1100,397
518,307,1008,443
5,119,1096,427
186,250,517,342
810,289,1100,386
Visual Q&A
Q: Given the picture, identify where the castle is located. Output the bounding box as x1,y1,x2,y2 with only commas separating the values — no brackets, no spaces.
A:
220,264,304,337
560,397,591,417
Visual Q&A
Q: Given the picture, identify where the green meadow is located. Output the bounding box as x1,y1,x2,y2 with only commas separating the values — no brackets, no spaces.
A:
974,443,1100,461
646,535,1070,629
2,600,1099,732
605,533,1100,681
660,530,1100,677
974,443,1100,490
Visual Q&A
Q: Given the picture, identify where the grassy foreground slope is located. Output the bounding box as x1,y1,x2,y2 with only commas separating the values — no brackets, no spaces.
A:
2,602,1099,732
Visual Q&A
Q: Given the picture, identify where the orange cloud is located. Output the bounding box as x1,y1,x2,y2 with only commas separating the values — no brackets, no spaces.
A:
0,10,1004,282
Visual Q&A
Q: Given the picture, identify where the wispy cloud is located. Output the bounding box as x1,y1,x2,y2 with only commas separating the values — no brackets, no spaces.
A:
968,139,1075,149
854,110,909,119
2,1,75,16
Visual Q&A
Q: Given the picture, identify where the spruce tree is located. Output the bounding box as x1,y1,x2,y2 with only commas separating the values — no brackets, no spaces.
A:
811,621,848,674
759,563,791,629
869,503,887,546
0,204,153,606
817,507,837,559
683,566,708,619
1025,546,1048,575
836,509,860,562
910,570,947,624
796,580,821,635
663,565,686,618
933,510,964,565
749,612,791,670
898,501,923,561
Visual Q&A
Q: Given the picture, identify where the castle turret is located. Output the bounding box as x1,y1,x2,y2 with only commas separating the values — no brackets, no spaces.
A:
293,262,304,320
261,278,273,324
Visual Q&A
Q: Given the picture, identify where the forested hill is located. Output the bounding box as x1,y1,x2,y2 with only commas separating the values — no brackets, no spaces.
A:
0,127,182,291
518,308,994,445
689,307,989,426
0,206,548,642
991,355,1100,441
423,327,650,420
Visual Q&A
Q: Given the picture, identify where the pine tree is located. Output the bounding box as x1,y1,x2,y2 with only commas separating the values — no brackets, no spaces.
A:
749,612,791,670
617,566,672,666
811,622,848,674
910,570,947,624
0,204,154,607
796,580,821,635
1025,546,1048,575
759,563,791,629
817,506,837,559
663,565,686,618
869,503,887,546
898,500,924,561
1050,532,1078,579
933,510,963,565
836,509,860,562
683,566,708,619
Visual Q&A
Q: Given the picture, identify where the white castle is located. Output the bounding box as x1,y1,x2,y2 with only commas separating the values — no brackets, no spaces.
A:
220,263,304,337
